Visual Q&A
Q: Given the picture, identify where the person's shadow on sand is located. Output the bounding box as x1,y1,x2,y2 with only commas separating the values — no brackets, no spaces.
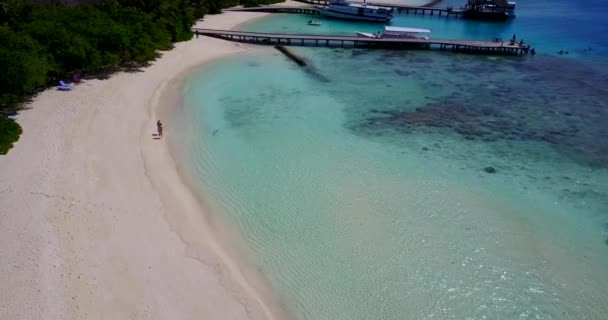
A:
152,133,161,140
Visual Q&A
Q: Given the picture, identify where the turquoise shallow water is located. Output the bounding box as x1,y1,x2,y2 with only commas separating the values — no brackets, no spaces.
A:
174,2,608,319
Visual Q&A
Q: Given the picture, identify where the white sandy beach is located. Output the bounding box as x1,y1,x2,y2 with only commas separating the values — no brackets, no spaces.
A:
0,6,300,320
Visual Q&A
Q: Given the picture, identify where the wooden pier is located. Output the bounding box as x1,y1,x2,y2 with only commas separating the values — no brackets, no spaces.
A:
296,0,464,17
226,0,466,18
193,28,530,55
224,5,320,15
225,3,462,17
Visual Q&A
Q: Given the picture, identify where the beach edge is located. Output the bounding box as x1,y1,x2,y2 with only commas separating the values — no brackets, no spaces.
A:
0,7,292,320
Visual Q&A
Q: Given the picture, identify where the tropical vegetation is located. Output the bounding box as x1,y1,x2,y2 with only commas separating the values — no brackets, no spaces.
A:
0,116,22,155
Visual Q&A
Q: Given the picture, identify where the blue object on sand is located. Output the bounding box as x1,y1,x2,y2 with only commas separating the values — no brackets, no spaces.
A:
58,80,72,91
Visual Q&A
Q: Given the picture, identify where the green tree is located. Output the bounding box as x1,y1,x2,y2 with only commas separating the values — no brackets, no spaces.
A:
0,117,22,155
0,26,50,112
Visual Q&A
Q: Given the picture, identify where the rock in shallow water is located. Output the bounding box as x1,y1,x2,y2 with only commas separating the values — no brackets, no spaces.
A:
484,166,497,174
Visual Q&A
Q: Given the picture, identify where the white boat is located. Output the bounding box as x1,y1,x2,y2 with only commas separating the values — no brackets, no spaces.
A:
462,0,516,21
356,26,431,39
507,1,516,16
307,20,322,26
316,0,393,23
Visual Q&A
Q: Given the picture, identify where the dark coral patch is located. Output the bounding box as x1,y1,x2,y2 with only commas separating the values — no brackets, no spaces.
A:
353,56,608,168
484,166,497,173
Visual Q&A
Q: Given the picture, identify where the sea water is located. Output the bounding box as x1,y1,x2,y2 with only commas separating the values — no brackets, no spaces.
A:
174,1,608,319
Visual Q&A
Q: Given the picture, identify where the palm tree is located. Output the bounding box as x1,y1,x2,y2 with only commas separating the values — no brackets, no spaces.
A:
0,0,8,15
0,0,12,22
0,0,20,24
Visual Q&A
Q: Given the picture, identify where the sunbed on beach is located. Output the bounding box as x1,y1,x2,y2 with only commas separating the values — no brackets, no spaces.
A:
57,80,73,91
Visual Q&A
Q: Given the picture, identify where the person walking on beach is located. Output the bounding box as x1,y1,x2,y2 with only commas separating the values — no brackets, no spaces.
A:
157,120,163,138
72,70,81,83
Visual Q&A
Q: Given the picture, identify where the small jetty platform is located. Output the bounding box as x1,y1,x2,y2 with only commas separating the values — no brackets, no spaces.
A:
193,28,530,55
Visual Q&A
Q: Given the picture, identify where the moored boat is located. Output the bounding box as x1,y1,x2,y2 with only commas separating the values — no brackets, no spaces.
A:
316,0,393,23
356,26,431,39
462,0,516,21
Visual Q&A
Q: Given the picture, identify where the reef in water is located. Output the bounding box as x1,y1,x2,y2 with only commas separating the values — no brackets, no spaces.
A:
484,166,497,173
354,56,608,168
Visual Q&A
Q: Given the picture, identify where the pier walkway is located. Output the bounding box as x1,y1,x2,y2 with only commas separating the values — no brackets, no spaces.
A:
224,5,320,15
295,0,464,16
225,0,464,17
193,28,530,55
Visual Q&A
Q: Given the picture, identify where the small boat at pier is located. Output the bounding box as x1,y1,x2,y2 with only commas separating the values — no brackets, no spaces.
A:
316,0,393,23
307,20,322,26
356,26,431,40
462,0,516,21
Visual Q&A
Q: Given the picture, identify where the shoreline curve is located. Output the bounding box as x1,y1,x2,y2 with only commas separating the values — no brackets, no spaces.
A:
0,5,299,320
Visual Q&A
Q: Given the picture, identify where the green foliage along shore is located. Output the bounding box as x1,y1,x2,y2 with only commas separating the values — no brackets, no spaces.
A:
0,117,22,155
0,0,281,154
